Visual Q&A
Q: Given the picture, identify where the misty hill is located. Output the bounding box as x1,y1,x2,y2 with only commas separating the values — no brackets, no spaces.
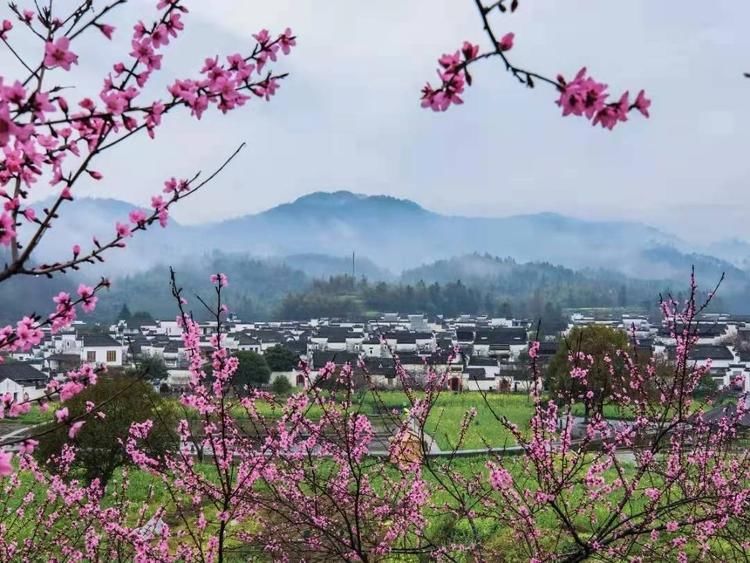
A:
23,191,749,294
97,253,311,321
28,197,194,279
202,191,685,274
268,253,393,281
401,253,672,308
2,248,739,324
705,238,750,270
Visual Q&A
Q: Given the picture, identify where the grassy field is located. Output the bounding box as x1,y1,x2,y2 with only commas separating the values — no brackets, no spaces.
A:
226,390,535,450
14,403,58,426
425,393,533,450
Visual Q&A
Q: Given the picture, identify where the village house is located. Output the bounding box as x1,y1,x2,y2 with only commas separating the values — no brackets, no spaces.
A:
81,334,125,367
0,363,48,402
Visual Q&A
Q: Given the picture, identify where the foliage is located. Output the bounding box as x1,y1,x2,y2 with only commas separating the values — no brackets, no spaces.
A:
117,303,132,321
546,325,630,418
264,344,298,372
234,350,272,390
99,253,310,321
131,353,168,382
34,376,178,486
270,375,293,395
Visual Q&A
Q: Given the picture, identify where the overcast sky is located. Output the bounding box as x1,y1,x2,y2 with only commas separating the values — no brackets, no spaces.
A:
5,1,750,242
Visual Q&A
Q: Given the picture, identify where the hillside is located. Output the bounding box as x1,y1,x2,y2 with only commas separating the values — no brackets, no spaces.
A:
24,191,715,279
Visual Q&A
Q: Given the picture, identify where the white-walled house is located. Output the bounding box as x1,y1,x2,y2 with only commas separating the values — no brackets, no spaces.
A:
473,328,528,359
0,363,47,402
235,333,261,353
166,369,191,391
54,332,81,355
727,363,749,392
361,337,383,358
462,367,497,391
81,335,125,367
155,320,182,337
668,345,737,389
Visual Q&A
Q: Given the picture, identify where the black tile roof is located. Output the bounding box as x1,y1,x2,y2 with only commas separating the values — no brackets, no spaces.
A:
82,334,121,348
465,367,493,381
475,328,527,345
468,357,499,367
456,329,474,342
668,345,734,361
0,362,47,383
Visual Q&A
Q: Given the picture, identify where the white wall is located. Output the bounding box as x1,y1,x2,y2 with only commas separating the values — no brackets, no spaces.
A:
0,379,45,401
81,346,124,366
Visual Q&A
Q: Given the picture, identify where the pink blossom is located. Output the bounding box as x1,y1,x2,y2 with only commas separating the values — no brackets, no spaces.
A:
19,439,38,455
97,23,115,39
157,0,180,9
44,37,79,71
129,209,148,226
165,12,184,37
130,37,163,71
0,212,15,246
498,32,515,52
116,222,132,238
0,19,12,40
77,284,98,313
461,41,479,61
210,273,229,287
0,102,17,146
280,28,296,55
528,341,540,359
634,89,651,118
151,24,170,48
592,91,629,130
0,451,12,476
60,381,84,402
488,464,513,490
15,317,43,350
55,407,69,423
68,421,85,439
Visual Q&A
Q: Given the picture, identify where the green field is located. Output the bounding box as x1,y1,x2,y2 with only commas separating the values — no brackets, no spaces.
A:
226,390,535,450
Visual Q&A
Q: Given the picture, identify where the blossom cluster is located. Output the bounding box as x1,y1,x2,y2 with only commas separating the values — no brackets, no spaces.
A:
0,0,293,430
556,67,651,130
421,0,651,129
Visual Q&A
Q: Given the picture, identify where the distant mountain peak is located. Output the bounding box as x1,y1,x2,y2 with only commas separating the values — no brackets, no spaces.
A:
267,190,427,215
292,190,368,204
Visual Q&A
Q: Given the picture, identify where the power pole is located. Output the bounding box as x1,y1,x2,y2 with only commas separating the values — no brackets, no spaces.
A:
352,250,356,279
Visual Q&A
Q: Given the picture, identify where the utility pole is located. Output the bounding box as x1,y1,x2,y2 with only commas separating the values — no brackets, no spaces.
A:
352,250,356,279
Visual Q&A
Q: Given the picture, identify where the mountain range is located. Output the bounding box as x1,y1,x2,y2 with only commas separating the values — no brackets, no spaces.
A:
11,190,749,322
28,190,750,288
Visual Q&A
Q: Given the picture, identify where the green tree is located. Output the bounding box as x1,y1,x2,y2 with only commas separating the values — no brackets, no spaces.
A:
132,353,169,382
234,351,271,391
117,303,132,321
34,376,178,486
270,375,293,395
264,345,298,372
695,372,719,398
546,326,630,420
